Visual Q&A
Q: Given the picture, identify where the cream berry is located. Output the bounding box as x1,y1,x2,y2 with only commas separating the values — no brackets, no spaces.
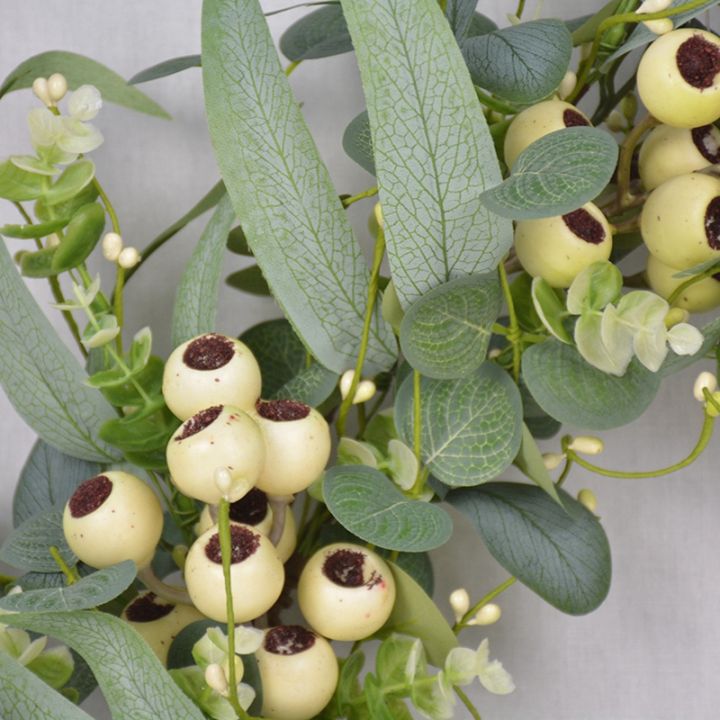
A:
645,253,720,312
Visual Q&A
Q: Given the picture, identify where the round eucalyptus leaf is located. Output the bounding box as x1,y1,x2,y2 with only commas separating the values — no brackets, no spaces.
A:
342,110,375,175
280,5,353,61
0,510,76,572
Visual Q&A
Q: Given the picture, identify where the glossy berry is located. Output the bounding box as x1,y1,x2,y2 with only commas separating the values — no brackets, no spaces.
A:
645,253,720,312
63,471,162,570
162,333,262,420
255,625,339,720
297,543,396,641
514,203,613,288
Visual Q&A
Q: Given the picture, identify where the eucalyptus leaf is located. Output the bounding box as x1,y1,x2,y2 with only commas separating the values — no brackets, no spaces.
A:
0,51,169,118
280,5,353,61
514,424,562,504
480,127,619,220
342,110,375,175
0,159,47,201
566,260,623,314
340,0,510,308
130,55,201,84
0,218,68,239
225,265,271,296
520,380,561,439
466,12,498,38
461,19,572,103
445,0,478,40
273,362,339,407
13,440,101,527
400,273,501,379
449,483,612,615
522,340,661,430
2,611,206,720
226,225,251,255
395,362,523,487
661,316,720,376
171,193,235,348
0,561,136,613
166,619,223,670
323,465,453,552
44,161,95,206
0,242,119,461
531,277,573,343
202,0,395,373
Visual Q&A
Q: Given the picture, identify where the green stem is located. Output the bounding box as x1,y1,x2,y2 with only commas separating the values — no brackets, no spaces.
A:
473,86,518,116
454,577,517,633
50,546,79,585
498,263,521,382
567,412,715,479
555,458,573,488
285,60,301,76
13,201,33,224
341,186,379,208
93,179,121,235
514,0,526,19
336,228,386,437
668,264,720,306
407,370,429,498
454,686,483,720
615,114,659,208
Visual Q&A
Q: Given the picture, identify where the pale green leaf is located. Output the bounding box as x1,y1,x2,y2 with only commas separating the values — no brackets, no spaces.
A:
576,310,631,376
513,424,562,504
342,110,375,175
0,159,46,201
667,323,704,356
531,277,573,344
130,55,201,84
280,5,353,61
341,0,510,308
44,161,95,206
661,316,720,376
566,260,623,315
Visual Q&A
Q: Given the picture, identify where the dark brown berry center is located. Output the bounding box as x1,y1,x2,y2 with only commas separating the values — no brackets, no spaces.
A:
69,475,112,518
205,525,260,564
562,109,589,127
256,398,310,422
676,35,720,89
176,405,223,441
562,208,606,244
704,196,720,250
264,625,316,655
229,488,269,526
183,334,234,371
322,549,375,587
692,126,720,163
125,592,174,622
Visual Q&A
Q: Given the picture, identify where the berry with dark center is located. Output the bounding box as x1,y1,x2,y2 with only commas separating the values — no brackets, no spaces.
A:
677,34,720,89
125,592,174,622
230,487,269,525
68,475,112,518
204,525,260,564
183,333,234,370
563,109,590,127
175,405,223,441
264,625,316,655
562,209,606,245
256,398,310,422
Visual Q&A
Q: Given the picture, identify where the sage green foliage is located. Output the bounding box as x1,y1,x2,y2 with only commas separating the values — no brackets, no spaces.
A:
12,440,101,527
395,362,523,487
323,465,453,552
341,0,511,308
462,19,572,103
226,225,251,255
225,264,270,296
202,0,395,374
531,278,573,343
481,127,619,219
0,652,94,720
0,217,68,239
0,51,170,118
400,273,501,379
171,193,236,348
0,561,136,613
522,340,661,430
520,381,561,439
445,0,480,39
467,12,498,38
2,611,206,720
450,483,611,615
0,510,76,573
51,202,106,274
514,424,562,504
280,5,353,60
0,159,47,201
342,110,375,175
0,241,119,462
43,161,95,206
130,55,201,84
272,361,339,407
20,246,56,278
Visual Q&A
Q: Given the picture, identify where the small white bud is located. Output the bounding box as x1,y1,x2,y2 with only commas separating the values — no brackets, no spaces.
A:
469,602,502,626
606,110,625,133
339,370,377,404
102,232,124,262
488,348,502,359
665,307,689,329
642,18,674,35
577,488,598,513
694,371,718,402
557,71,576,100
542,452,565,471
637,0,672,12
568,436,604,456
449,588,470,623
117,246,140,269
45,233,61,249
205,663,229,696
31,77,52,106
373,202,384,229
47,73,68,103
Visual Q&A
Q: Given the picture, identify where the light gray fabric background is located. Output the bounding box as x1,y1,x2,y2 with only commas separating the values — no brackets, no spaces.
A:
1,2,719,719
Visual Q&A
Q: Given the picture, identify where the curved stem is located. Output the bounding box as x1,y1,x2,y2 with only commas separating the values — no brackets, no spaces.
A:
341,186,379,208
284,60,301,76
514,0,526,19
616,114,658,208
267,494,293,546
454,577,517,634
668,264,720,306
93,179,121,235
454,686,483,720
473,86,518,116
555,458,573,488
137,567,192,605
498,263,521,382
50,546,80,585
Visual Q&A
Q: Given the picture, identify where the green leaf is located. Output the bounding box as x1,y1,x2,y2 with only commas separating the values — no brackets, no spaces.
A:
51,202,106,273
202,0,395,374
510,271,542,332
514,424,562,504
570,0,621,45
44,161,95,207
449,483,611,614
364,674,395,720
0,652,94,720
2,611,206,720
129,54,201,84
480,127,619,219
13,440,101,527
531,277,573,343
226,225,251,255
35,183,99,224
381,562,457,667
661,316,720,377
171,193,235,348
0,242,119,461
340,0,510,307
566,260,623,314
0,218,68,239
520,380,561,439
0,159,46,201
522,340,661,430
26,646,75,690
20,246,57,278
395,363,523,487
0,561,136,613
323,465,453,552
0,510,76,573
166,620,223,670
99,405,179,454
280,5,353,61
400,273,501,379
466,12,498,38
445,0,479,40
272,362,339,407
342,111,375,175
225,265,271,296
461,19,572,103
94,356,164,407
0,51,170,118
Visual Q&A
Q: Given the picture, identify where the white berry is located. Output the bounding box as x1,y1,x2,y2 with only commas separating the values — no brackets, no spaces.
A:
645,252,720,312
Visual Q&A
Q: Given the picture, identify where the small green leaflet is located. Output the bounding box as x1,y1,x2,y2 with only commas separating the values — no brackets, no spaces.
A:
0,51,169,118
0,561,136,613
400,273,501,379
44,161,95,206
514,424,562,505
2,611,206,720
461,19,572,104
272,362,339,407
225,265,271,296
661,315,720,377
480,127,619,220
280,5,353,61
449,483,611,615
341,0,511,308
171,193,235,347
531,277,573,343
130,55,201,84
323,465,453,552
202,0,395,374
342,110,375,175
0,159,47,201
395,362,523,487
522,340,661,430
